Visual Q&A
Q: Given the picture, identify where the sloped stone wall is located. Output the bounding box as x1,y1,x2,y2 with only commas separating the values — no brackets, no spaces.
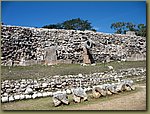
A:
1,25,146,66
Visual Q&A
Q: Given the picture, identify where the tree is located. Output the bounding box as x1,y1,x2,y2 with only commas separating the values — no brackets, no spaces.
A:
110,22,146,37
63,18,93,30
110,22,126,34
42,24,57,29
42,18,96,31
126,22,136,31
136,24,146,37
42,23,63,29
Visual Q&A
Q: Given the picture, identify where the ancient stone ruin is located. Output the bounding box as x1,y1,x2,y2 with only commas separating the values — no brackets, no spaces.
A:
1,25,146,66
1,67,146,103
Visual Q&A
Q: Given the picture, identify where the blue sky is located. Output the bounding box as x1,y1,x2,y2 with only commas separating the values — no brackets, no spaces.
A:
2,1,146,33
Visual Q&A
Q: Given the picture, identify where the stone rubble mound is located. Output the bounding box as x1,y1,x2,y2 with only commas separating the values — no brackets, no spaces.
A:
1,25,146,66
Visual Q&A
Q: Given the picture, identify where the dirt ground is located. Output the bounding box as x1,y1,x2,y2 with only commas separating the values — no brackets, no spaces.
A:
68,85,146,110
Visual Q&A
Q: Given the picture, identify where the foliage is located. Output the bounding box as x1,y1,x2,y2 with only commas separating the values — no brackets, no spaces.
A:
126,22,136,31
136,24,146,37
42,18,96,31
110,22,126,34
111,22,146,37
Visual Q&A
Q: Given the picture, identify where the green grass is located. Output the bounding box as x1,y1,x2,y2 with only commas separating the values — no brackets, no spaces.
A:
1,86,142,110
1,61,146,80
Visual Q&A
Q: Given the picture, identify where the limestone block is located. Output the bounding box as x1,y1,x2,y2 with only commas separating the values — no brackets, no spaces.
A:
125,86,132,91
42,92,49,97
1,96,8,103
116,83,123,92
25,95,32,99
121,79,135,91
108,66,113,70
107,85,118,94
83,55,91,64
25,87,33,95
20,94,25,100
66,89,72,94
52,92,69,106
92,90,101,98
106,90,112,95
92,86,107,98
47,92,53,97
9,96,14,102
72,87,88,102
37,92,43,98
100,88,107,96
14,95,20,100
32,93,38,99
42,83,48,88
73,95,81,103
52,97,62,107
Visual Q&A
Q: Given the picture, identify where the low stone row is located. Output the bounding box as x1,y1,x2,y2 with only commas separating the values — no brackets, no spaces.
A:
1,67,146,103
1,91,53,103
1,79,134,105
52,79,135,106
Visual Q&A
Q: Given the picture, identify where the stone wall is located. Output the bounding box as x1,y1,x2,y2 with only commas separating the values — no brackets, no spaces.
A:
1,25,146,66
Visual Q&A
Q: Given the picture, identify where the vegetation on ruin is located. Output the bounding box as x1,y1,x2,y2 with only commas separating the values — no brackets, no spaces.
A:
1,61,146,80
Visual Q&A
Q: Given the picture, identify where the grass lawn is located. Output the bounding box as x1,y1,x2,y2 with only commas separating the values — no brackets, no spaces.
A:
1,61,146,80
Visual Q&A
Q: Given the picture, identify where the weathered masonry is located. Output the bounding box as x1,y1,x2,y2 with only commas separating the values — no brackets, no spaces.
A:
1,67,146,103
1,25,146,66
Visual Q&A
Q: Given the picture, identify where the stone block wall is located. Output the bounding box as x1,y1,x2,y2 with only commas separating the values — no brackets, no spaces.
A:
1,25,146,66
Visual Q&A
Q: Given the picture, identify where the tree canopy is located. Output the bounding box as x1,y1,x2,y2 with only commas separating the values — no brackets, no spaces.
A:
111,22,146,37
42,18,96,31
110,22,126,34
136,24,146,37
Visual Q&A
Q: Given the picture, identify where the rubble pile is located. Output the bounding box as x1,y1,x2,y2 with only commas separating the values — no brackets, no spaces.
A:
1,25,146,66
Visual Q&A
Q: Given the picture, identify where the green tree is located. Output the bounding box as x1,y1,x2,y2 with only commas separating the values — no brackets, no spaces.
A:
42,18,96,31
110,22,146,37
126,22,136,31
42,23,63,29
63,18,93,30
136,24,146,37
110,22,126,34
